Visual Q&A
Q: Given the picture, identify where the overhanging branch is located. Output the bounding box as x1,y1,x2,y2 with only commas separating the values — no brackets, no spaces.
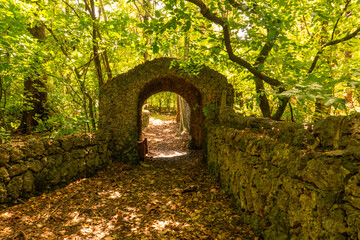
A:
186,0,283,87
308,25,360,74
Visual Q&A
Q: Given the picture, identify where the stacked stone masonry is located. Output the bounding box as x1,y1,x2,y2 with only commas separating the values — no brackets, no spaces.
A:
0,133,111,204
206,113,360,239
99,57,234,164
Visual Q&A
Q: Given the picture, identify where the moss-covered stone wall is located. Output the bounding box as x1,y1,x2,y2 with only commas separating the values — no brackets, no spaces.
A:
0,133,112,204
205,113,360,239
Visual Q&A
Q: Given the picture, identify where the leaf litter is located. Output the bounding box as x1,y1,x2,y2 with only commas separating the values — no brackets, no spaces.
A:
0,116,256,239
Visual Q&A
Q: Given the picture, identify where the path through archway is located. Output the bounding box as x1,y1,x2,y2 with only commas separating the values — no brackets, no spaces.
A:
139,91,191,159
143,113,190,158
99,58,234,163
137,78,204,152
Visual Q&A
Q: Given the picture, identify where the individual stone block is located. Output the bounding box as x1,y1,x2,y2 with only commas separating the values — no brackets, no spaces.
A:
0,167,10,183
7,176,23,199
23,170,34,192
301,158,350,189
0,147,10,165
0,183,7,203
43,139,64,155
8,164,28,177
59,135,74,151
70,148,88,159
48,168,61,185
35,168,51,189
73,134,91,147
345,173,360,210
26,159,43,172
22,139,45,158
9,147,25,162
60,160,82,180
46,154,64,167
321,208,347,235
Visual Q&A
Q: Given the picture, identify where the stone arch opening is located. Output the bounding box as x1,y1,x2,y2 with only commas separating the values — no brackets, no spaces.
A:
99,58,234,163
137,77,204,149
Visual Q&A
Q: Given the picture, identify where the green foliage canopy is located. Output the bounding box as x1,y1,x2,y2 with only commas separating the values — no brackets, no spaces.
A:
0,0,359,140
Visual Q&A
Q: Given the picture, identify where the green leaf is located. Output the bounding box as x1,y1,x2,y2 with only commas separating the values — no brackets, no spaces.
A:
140,162,150,167
257,64,264,71
273,44,279,52
324,97,346,111
153,43,159,53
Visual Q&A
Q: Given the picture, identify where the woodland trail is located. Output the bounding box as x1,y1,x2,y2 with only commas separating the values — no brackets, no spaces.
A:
0,116,256,240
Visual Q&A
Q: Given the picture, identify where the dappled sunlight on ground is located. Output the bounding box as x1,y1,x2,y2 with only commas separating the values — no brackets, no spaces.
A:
0,115,255,239
143,116,190,158
0,161,255,240
155,151,187,158
150,118,166,126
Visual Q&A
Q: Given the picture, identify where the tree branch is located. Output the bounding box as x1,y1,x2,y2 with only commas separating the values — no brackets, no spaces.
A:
42,21,85,80
186,0,283,87
253,27,280,118
84,0,104,86
228,0,241,9
324,25,360,48
308,25,360,74
331,0,351,40
186,0,291,120
83,0,95,20
228,0,257,14
41,22,68,57
60,0,81,19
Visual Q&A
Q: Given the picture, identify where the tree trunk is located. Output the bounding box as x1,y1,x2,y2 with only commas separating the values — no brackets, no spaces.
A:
177,95,190,134
313,21,329,119
0,72,8,130
176,96,180,122
17,23,48,134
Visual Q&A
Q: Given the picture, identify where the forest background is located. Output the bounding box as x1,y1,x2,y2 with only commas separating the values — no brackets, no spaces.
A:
0,0,359,141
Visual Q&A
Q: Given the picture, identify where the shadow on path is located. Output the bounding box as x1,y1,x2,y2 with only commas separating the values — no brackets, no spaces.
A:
0,117,256,240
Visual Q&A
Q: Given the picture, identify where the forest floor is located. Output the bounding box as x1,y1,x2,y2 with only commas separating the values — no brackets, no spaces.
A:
0,115,256,240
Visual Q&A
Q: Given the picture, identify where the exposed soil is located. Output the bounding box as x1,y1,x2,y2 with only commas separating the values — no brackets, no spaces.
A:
0,116,256,240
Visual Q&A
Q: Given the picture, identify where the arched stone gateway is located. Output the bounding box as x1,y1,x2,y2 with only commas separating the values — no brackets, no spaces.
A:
99,58,234,163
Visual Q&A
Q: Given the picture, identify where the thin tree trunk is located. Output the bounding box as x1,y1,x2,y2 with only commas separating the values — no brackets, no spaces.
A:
176,95,180,122
84,91,96,130
177,96,190,134
42,18,98,131
17,23,48,134
0,73,8,130
84,0,104,86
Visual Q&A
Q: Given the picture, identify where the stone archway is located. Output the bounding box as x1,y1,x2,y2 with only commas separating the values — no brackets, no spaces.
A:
99,58,234,163
137,77,203,149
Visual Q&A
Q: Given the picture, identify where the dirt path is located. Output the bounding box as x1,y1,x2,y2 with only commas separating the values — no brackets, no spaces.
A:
0,116,255,240
143,116,191,159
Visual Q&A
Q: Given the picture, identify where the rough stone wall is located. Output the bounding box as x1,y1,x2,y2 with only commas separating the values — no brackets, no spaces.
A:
205,113,360,239
99,57,233,163
0,133,111,204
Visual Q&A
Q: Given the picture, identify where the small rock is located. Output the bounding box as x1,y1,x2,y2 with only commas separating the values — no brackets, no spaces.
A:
8,164,28,177
0,147,10,165
27,159,43,172
0,183,7,203
0,167,10,183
